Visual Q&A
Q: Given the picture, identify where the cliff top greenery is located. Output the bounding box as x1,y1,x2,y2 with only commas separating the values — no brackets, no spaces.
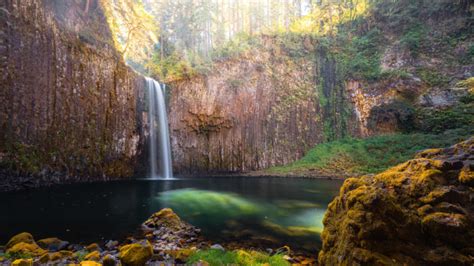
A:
101,0,472,82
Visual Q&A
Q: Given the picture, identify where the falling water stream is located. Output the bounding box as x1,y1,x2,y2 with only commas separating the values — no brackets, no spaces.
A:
146,77,173,179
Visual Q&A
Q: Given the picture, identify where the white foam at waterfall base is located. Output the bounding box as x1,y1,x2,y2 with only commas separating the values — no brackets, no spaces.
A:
146,77,173,179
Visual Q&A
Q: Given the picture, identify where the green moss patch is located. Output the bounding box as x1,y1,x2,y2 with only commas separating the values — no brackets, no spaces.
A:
268,130,472,176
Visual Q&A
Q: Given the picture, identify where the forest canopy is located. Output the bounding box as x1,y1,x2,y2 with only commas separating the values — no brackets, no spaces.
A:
101,0,472,82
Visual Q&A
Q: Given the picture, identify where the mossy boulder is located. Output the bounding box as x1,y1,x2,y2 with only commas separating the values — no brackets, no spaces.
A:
118,240,153,266
142,208,183,231
5,232,35,250
7,242,47,257
319,138,474,265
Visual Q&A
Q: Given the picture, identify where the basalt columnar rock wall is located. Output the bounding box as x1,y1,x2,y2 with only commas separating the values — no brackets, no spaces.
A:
168,24,473,174
0,0,146,184
169,37,362,174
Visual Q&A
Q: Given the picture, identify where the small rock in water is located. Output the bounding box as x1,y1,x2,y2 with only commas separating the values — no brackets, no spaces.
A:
68,244,84,252
84,250,101,261
37,237,69,251
105,240,119,250
210,244,225,251
86,243,101,252
102,254,117,266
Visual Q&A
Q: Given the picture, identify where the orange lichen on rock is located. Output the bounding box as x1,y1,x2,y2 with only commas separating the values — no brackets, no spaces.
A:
319,138,474,265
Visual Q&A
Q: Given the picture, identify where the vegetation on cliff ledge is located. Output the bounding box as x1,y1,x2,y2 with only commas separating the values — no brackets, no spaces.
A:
268,129,472,177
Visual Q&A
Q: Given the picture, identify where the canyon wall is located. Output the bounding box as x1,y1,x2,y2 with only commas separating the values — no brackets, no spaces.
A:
0,0,146,183
168,37,362,174
168,32,472,174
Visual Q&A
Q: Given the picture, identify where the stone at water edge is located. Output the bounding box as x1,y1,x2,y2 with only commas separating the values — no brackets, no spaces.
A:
37,237,69,251
103,254,118,266
84,250,101,261
5,232,35,249
319,138,474,265
86,243,102,252
11,258,33,266
142,208,183,231
6,242,47,257
105,240,119,250
210,244,225,251
118,240,153,266
80,261,102,266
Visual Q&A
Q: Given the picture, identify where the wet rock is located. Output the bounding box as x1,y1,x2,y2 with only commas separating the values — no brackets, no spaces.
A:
46,251,70,262
80,261,102,266
166,248,196,262
5,232,35,249
142,208,183,231
102,254,118,266
86,243,101,252
105,240,119,250
142,208,201,253
37,237,69,251
84,250,101,261
69,244,84,252
38,253,51,264
319,138,474,265
118,240,153,266
459,165,474,185
11,258,33,266
7,242,47,257
210,244,225,251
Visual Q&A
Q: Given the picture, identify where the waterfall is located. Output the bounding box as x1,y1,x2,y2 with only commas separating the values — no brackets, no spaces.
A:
146,77,173,179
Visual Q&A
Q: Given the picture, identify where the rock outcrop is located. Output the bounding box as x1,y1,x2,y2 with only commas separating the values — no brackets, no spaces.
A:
319,138,474,265
142,208,202,252
0,0,146,185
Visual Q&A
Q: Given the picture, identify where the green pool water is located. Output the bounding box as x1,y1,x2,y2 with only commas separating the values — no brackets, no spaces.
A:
0,177,342,252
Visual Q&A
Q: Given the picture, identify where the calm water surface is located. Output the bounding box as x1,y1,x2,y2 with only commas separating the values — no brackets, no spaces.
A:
1,177,342,251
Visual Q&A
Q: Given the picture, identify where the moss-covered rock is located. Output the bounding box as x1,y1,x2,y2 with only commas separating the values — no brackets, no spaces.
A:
319,138,474,265
102,254,118,266
118,240,153,266
459,165,474,186
5,232,35,250
80,261,102,266
11,258,33,266
142,208,183,230
84,250,101,261
7,242,47,257
86,243,101,252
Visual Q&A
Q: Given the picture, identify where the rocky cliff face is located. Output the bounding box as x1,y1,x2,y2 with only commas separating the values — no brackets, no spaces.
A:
168,37,361,174
319,138,474,265
0,0,146,185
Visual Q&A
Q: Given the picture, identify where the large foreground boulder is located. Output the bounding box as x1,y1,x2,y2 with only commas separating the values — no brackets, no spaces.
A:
118,240,153,266
319,138,474,265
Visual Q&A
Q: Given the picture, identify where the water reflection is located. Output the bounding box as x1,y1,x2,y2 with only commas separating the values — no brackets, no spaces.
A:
0,177,342,251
